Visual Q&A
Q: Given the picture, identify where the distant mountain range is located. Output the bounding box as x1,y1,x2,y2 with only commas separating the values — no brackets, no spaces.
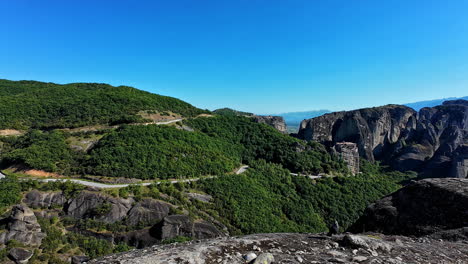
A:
404,96,468,111
273,96,468,131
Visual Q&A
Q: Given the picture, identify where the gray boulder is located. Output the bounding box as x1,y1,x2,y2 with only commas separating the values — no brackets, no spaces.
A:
8,248,33,264
0,205,46,246
66,191,134,223
24,190,66,209
126,198,172,226
71,255,90,264
152,215,224,240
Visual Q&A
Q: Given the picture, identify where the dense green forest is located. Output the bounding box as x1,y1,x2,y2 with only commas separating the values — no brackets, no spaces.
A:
2,130,73,173
0,79,206,129
186,116,347,175
86,125,241,179
0,116,347,179
200,160,415,234
0,175,21,214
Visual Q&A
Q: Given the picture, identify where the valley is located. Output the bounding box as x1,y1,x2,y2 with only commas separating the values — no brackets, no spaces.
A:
0,80,466,264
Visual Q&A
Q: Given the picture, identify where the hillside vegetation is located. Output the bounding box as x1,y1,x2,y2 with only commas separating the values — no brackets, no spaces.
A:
200,160,414,234
0,79,206,129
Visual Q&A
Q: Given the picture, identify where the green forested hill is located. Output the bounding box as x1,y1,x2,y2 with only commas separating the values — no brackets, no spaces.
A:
0,79,206,129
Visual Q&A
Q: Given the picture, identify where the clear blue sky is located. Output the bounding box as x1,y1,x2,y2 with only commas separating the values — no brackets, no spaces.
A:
1,0,467,114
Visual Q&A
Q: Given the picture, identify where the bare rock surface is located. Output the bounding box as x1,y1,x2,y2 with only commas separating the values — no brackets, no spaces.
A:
89,233,468,264
0,205,46,246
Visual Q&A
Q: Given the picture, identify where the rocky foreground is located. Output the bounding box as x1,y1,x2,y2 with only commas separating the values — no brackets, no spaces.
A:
90,232,468,264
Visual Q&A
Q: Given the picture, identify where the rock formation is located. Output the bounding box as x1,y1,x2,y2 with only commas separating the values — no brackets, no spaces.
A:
64,191,179,228
298,100,468,177
89,232,468,264
8,248,34,264
23,190,66,209
151,215,225,240
65,191,134,223
349,178,468,238
0,205,46,246
126,198,172,226
252,115,288,133
332,142,359,174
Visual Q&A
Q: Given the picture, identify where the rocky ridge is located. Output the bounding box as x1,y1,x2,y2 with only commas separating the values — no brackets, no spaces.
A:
90,232,468,264
298,100,468,178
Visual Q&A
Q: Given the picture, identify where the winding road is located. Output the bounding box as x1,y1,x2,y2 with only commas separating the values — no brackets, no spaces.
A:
37,166,322,189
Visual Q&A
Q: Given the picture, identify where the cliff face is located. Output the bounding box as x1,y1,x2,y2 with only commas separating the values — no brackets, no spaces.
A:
252,115,288,133
298,100,468,177
298,105,417,162
349,178,468,238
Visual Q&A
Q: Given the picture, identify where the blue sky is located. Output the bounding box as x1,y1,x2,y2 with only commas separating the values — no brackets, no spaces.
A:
1,0,467,114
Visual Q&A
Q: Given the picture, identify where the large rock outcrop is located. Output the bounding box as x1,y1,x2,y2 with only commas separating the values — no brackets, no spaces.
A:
0,205,46,246
65,191,173,226
23,190,66,209
298,100,468,177
126,198,172,226
349,178,468,237
66,191,134,223
90,233,468,264
252,115,288,133
151,215,225,240
332,142,360,174
298,104,417,161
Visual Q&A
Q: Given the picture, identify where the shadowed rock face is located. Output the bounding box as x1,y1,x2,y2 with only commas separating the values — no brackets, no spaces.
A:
151,215,225,241
298,100,468,177
0,205,46,246
349,178,468,237
252,115,288,133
